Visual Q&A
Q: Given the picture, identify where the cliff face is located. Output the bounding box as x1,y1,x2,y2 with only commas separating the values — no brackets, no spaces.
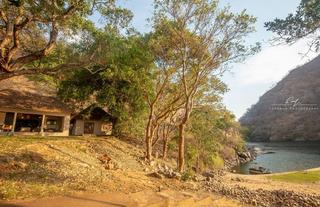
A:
240,55,320,141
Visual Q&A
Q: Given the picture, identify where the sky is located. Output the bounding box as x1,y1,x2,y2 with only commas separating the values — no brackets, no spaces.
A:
113,0,319,118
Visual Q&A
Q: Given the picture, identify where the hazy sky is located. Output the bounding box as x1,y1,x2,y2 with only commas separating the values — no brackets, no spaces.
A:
104,0,319,118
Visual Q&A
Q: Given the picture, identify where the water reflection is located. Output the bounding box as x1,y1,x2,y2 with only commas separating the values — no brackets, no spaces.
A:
234,142,320,174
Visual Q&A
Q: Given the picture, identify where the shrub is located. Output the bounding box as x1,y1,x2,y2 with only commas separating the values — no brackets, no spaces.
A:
181,169,195,181
209,154,224,169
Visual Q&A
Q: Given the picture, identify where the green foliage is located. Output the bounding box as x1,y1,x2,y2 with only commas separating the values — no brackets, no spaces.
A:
151,0,259,171
181,169,196,181
239,126,251,142
168,140,178,151
269,170,320,183
185,106,244,172
186,144,199,169
58,31,154,136
265,0,320,51
0,0,133,75
209,154,224,169
115,112,148,139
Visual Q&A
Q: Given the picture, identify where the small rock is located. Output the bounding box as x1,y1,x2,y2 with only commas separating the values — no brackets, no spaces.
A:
15,161,27,169
150,160,156,167
148,172,164,179
144,167,150,172
164,165,169,171
158,185,164,192
202,171,215,178
98,154,112,164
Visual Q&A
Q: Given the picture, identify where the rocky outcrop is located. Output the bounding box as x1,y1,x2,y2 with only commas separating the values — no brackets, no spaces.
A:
240,55,320,141
224,148,257,171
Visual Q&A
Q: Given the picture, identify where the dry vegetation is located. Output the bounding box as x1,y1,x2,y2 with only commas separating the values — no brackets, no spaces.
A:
0,136,185,200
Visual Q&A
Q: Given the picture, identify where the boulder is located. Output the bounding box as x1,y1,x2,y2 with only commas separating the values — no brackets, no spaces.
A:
98,154,118,170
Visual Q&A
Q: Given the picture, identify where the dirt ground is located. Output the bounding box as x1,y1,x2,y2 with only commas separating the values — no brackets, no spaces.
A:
0,136,319,207
0,136,187,200
0,136,245,207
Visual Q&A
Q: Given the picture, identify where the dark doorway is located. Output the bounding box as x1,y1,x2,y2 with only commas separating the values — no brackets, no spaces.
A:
15,113,42,132
84,122,94,134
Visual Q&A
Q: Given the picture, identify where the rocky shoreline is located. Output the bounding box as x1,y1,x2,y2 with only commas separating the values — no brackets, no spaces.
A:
227,144,278,174
149,164,320,207
224,146,258,171
203,176,320,207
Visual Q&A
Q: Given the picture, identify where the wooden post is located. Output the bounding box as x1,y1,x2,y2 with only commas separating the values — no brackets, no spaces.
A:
40,114,46,136
11,112,17,134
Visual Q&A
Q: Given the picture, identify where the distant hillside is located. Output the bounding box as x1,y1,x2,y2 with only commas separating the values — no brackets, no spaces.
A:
240,55,320,141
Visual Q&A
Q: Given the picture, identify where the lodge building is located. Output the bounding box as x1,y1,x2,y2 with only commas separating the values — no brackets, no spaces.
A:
0,76,112,137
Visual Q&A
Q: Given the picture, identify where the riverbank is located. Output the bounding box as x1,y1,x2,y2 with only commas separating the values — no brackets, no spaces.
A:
268,168,320,183
204,170,320,207
226,171,320,196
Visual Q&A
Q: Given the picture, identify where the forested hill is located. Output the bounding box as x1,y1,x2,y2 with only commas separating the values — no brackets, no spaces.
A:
240,55,320,141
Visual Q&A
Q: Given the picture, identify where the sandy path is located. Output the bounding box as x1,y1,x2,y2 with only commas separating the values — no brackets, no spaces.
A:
0,193,138,207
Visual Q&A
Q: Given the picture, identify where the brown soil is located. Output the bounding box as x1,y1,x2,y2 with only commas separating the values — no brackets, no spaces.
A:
1,136,319,207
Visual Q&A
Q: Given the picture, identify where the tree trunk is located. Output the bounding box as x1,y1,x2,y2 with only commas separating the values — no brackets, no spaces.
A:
178,99,192,172
145,123,153,161
146,133,152,161
196,154,200,173
162,137,168,159
145,107,154,161
178,123,186,172
111,117,119,136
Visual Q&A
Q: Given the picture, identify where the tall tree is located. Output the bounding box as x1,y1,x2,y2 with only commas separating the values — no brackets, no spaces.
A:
0,0,132,80
153,0,259,172
265,0,320,51
143,25,185,161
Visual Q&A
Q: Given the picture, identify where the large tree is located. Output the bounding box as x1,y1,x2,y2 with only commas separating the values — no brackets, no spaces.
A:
153,0,259,172
265,0,320,51
143,25,185,161
0,0,132,80
58,30,153,134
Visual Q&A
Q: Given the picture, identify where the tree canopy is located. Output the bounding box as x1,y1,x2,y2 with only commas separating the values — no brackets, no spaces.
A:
151,0,259,172
0,0,132,80
265,0,320,51
186,106,244,173
58,29,154,133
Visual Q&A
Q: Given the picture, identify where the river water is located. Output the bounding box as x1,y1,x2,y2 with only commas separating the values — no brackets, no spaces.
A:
234,142,320,174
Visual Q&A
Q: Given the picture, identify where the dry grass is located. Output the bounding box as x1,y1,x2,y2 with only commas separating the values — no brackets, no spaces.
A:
0,136,193,201
269,170,320,183
0,136,149,200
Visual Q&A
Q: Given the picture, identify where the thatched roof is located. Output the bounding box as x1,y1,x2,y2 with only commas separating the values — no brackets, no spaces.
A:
72,105,113,121
0,76,72,115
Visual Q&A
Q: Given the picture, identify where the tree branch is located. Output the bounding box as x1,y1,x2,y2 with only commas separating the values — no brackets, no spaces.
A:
0,62,86,81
